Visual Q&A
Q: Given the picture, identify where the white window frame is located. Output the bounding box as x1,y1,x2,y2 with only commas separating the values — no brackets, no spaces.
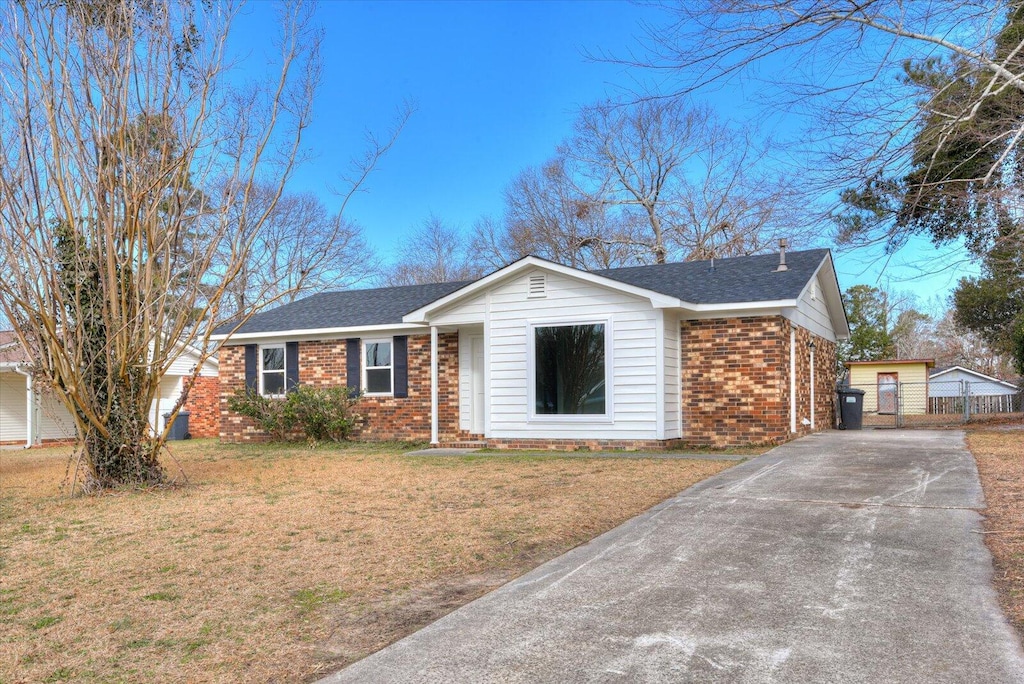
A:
363,338,394,396
259,343,287,398
527,317,613,423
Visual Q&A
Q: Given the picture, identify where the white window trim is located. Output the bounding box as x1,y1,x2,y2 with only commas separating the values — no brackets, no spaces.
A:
363,338,394,397
527,317,613,424
259,343,286,398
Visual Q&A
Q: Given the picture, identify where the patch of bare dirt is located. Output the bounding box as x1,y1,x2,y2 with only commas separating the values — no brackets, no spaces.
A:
968,429,1024,639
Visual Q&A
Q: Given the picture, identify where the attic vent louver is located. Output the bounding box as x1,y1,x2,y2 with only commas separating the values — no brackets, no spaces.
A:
528,273,546,298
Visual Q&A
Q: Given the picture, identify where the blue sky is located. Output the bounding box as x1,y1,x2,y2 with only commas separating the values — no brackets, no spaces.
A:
232,1,974,307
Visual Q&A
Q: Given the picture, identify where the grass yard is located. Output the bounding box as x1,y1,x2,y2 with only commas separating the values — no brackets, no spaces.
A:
969,424,1024,641
0,440,736,683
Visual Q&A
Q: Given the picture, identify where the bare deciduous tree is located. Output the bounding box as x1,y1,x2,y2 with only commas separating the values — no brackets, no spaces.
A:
480,98,810,268
220,182,378,315
470,157,640,271
384,214,484,286
0,0,401,490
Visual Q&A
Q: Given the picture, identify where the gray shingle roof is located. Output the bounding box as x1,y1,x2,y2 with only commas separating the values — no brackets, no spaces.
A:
596,248,830,304
218,249,830,335
214,280,472,335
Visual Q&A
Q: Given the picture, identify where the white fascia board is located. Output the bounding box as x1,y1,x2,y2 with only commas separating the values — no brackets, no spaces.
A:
403,256,681,323
211,323,429,345
682,299,797,314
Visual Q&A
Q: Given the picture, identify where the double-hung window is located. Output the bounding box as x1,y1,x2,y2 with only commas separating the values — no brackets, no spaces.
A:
260,345,286,397
533,323,607,415
364,339,393,395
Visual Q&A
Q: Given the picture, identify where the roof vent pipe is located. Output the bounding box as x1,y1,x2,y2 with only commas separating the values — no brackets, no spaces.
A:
776,238,789,272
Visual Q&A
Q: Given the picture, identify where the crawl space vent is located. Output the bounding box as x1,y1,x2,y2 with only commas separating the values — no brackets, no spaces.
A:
528,273,546,298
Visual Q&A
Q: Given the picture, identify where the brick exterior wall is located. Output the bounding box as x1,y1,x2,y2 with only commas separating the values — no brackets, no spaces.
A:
219,334,466,443
678,316,837,447
182,375,220,438
679,316,791,447
793,324,838,435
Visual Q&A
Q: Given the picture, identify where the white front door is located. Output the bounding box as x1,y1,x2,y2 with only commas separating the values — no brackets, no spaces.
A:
471,335,484,435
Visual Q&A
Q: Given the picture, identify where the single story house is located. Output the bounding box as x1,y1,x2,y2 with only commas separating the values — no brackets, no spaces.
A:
845,359,935,416
212,248,849,449
929,365,1021,414
0,332,220,447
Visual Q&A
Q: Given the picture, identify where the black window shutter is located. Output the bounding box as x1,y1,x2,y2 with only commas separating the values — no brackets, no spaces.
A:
393,335,409,398
285,341,299,392
346,338,361,393
244,344,258,392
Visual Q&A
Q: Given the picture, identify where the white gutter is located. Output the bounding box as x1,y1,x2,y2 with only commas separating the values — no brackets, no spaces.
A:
211,323,429,344
789,328,797,434
430,326,439,445
11,365,33,448
810,344,816,429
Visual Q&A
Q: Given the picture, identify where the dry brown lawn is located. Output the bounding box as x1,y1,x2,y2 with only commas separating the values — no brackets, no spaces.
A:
0,440,735,683
968,425,1024,640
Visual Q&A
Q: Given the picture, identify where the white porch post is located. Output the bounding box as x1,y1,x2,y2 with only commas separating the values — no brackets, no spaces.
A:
25,370,34,448
430,326,439,445
14,366,34,448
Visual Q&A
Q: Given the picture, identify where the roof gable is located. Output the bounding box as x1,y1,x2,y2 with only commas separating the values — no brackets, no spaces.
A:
403,256,682,324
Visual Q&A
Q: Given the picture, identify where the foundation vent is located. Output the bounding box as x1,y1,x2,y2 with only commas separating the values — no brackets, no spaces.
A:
528,273,547,298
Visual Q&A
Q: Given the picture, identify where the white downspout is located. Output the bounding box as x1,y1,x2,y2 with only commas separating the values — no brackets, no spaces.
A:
430,326,439,445
13,366,33,448
810,344,816,429
789,328,797,434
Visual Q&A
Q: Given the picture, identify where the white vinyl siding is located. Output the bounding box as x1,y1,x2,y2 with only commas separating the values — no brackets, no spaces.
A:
426,293,488,327
151,375,184,435
663,312,681,439
0,372,27,442
789,273,837,342
37,388,74,441
482,269,660,440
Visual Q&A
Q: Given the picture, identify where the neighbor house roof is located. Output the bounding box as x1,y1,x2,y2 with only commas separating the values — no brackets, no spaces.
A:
0,331,29,364
930,365,1019,389
216,249,835,337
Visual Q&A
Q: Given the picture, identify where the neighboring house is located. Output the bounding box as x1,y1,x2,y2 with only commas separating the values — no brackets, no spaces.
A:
846,359,936,416
212,249,850,449
929,365,1021,414
0,332,220,447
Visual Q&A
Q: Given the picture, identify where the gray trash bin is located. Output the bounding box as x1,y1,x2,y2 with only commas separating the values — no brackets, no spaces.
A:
836,388,865,430
164,411,191,440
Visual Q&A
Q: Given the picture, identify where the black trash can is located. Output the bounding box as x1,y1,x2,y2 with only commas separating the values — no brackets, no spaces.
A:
836,388,865,430
164,411,191,440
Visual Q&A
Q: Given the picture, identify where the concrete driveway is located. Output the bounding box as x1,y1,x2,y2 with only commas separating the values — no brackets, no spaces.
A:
322,430,1024,683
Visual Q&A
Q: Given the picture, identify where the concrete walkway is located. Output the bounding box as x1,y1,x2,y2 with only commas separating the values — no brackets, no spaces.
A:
322,430,1024,683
